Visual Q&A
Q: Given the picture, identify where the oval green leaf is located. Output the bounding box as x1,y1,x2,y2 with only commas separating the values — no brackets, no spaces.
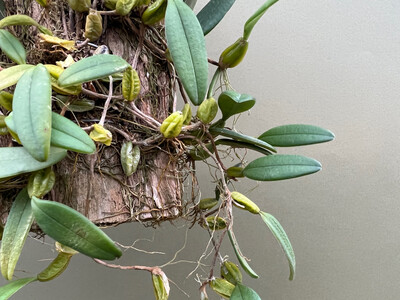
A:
0,147,67,179
0,189,33,280
51,112,96,154
0,14,52,35
230,283,261,300
165,0,208,105
5,112,95,154
258,124,335,147
259,211,295,280
31,197,122,260
218,90,255,121
227,229,259,279
0,64,34,91
210,127,276,153
13,64,52,162
243,154,321,181
243,0,279,40
0,277,37,300
197,0,236,35
0,29,26,64
57,54,130,87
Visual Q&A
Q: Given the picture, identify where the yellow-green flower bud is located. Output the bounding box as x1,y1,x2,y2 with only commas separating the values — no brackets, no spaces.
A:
27,168,56,198
90,124,112,146
204,216,227,230
198,198,218,210
221,261,242,285
231,191,260,214
84,10,103,42
209,278,235,299
141,0,167,25
226,166,244,178
196,97,218,124
219,37,249,69
182,103,192,125
160,111,184,138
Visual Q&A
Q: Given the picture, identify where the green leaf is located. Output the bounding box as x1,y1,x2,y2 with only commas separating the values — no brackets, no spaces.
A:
217,90,255,121
0,277,37,300
243,154,321,181
0,14,52,35
37,252,73,282
57,54,130,87
197,0,236,35
0,64,34,91
259,211,295,280
258,124,335,147
227,229,259,279
56,97,95,112
184,0,197,9
243,0,279,40
0,189,33,280
31,197,122,260
165,0,208,105
12,64,52,162
215,139,272,156
0,147,67,179
210,127,276,153
230,284,261,300
0,29,26,64
6,112,94,154
50,112,96,154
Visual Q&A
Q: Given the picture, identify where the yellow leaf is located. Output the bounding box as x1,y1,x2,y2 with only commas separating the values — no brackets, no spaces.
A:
90,124,112,146
39,34,76,51
56,55,75,68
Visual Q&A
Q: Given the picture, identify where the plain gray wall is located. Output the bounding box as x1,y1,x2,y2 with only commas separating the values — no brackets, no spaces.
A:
2,0,400,299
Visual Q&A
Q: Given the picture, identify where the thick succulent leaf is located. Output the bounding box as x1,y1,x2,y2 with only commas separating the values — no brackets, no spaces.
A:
51,112,95,154
31,197,122,260
258,124,335,147
0,14,52,35
0,64,34,91
165,0,208,105
57,54,130,87
56,97,95,112
259,211,295,280
184,0,196,9
227,229,259,278
13,64,52,162
0,147,67,179
243,0,279,40
0,29,26,64
197,0,236,35
230,284,261,300
243,154,321,181
0,277,37,300
218,90,255,121
215,139,272,156
210,127,276,153
37,252,73,282
0,189,33,280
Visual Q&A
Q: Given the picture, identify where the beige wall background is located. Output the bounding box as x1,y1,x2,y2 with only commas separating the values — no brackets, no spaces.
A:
2,0,400,299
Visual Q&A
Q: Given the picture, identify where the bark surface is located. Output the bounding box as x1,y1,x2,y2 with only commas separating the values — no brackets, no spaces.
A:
0,0,187,226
